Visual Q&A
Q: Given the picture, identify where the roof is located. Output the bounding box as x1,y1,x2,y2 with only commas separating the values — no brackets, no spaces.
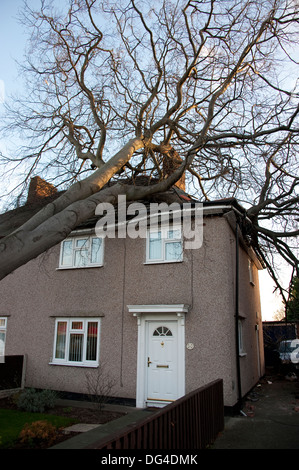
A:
0,177,64,238
0,176,246,238
0,175,265,269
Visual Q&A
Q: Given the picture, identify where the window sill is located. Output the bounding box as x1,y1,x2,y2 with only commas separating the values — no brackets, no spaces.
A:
56,265,103,270
49,362,99,368
144,259,183,265
239,352,247,358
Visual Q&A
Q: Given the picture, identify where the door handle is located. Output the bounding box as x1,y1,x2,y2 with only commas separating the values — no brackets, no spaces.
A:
147,357,152,367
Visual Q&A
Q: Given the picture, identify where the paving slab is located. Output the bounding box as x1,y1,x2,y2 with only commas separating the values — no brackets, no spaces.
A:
51,408,154,449
63,423,102,433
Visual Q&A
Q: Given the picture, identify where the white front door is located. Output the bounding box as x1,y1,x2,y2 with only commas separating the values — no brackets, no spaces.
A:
146,320,178,405
128,304,188,409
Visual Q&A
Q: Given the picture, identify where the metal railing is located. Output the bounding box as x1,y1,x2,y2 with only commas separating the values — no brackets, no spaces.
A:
92,379,224,450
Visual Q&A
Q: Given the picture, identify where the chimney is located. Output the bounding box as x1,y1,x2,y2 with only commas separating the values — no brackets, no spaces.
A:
162,152,185,192
26,176,57,205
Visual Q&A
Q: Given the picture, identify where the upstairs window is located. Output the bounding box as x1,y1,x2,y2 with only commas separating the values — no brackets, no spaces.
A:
248,259,255,285
146,225,183,263
59,235,104,268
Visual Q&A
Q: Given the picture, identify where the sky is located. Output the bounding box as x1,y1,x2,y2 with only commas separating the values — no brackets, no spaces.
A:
0,0,42,154
0,0,37,99
0,0,292,321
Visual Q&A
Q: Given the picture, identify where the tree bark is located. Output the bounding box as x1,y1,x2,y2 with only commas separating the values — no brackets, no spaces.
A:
0,153,186,280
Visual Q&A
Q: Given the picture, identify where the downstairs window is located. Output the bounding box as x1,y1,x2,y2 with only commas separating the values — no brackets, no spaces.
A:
0,317,7,358
52,318,100,367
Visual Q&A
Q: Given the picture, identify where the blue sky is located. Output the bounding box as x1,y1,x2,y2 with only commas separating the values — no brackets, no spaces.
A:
0,0,63,101
0,0,288,320
0,0,33,99
0,0,43,156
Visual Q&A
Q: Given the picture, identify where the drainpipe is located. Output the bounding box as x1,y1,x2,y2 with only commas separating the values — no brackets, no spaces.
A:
235,224,242,411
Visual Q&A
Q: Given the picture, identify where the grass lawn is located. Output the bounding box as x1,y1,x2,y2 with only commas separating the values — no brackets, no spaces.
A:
0,408,76,448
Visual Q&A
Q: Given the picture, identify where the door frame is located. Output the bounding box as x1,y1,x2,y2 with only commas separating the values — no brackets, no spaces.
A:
128,304,188,408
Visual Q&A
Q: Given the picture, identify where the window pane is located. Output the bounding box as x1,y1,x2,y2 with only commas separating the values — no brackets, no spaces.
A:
165,242,182,260
91,238,102,264
0,332,5,356
71,321,83,330
153,326,173,337
168,229,181,239
55,322,67,359
86,322,98,361
0,319,6,327
76,238,88,248
238,320,244,353
149,231,162,259
69,334,83,362
74,249,89,267
61,240,73,266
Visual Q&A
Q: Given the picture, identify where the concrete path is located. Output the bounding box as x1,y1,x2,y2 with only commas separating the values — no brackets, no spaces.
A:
50,373,299,450
212,374,299,449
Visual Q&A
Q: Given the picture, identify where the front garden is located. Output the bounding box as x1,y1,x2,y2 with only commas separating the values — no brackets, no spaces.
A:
0,407,76,449
0,389,77,448
0,388,124,449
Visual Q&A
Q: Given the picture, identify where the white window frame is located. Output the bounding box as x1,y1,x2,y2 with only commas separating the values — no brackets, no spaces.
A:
51,318,101,367
0,317,7,358
145,224,183,264
248,259,255,286
238,318,246,356
59,235,104,269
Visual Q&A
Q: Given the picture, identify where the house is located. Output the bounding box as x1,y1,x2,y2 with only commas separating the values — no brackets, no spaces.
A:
0,177,265,409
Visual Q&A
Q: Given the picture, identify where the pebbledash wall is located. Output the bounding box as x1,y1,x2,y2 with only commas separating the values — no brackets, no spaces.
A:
0,212,264,408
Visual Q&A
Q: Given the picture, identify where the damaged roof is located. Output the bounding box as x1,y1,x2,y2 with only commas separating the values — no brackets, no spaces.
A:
0,175,246,238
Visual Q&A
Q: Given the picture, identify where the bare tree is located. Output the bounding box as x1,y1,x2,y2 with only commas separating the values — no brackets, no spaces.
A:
0,0,298,299
85,364,116,414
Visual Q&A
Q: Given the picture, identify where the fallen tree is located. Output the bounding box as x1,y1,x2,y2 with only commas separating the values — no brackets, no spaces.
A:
0,0,298,301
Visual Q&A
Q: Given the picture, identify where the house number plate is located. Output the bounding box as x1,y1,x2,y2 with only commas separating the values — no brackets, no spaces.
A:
186,343,194,350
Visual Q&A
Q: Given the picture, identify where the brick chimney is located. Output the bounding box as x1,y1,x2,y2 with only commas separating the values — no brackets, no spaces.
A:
26,176,57,205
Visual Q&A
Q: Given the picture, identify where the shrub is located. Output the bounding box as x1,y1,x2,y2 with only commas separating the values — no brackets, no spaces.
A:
16,388,57,413
85,364,116,414
19,420,58,448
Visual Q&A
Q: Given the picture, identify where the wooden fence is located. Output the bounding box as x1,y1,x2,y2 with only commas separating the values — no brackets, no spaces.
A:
0,355,26,392
92,379,224,450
